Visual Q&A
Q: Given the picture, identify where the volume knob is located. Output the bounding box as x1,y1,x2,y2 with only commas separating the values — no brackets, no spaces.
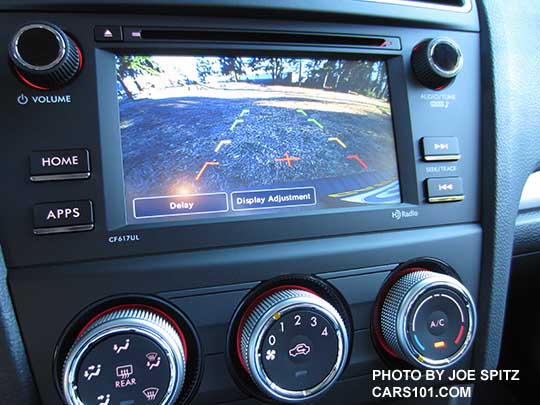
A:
10,23,82,90
411,38,463,90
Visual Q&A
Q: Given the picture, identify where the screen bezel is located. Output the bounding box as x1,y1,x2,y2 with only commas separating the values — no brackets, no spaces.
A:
96,44,418,250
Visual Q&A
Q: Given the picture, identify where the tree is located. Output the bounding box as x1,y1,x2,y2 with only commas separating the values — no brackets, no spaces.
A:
196,58,215,83
219,57,245,81
248,58,287,83
116,56,163,99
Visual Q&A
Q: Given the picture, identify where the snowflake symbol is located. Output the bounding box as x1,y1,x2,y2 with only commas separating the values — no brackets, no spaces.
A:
265,349,276,361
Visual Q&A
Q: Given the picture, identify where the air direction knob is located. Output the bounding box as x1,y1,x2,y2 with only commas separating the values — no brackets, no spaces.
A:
62,307,187,405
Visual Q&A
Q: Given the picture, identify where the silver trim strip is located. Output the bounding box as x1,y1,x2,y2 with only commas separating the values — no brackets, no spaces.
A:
428,195,464,203
33,224,94,235
11,24,66,71
360,0,472,13
519,171,540,210
424,154,461,162
30,172,90,182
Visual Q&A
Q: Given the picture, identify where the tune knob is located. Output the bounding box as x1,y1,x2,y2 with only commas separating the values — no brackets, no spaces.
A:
10,23,82,89
62,307,187,405
411,38,463,90
237,287,350,402
375,269,476,369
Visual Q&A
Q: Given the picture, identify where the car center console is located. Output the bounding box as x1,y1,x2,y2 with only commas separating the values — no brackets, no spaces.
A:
0,1,483,404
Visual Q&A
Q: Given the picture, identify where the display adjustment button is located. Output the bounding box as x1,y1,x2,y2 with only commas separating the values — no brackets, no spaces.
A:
30,149,90,182
426,177,464,203
422,137,460,161
33,200,94,235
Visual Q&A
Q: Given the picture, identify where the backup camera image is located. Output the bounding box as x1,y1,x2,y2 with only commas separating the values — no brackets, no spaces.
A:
116,55,400,221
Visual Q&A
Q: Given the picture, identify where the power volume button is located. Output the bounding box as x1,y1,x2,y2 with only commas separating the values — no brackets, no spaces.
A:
10,23,82,89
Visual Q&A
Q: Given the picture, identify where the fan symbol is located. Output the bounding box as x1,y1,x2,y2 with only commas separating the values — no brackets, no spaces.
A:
265,349,276,361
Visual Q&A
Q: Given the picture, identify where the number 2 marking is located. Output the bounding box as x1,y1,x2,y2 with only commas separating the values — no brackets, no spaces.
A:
294,315,301,326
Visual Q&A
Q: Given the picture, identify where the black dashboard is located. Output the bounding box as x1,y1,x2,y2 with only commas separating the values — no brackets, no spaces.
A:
0,1,539,404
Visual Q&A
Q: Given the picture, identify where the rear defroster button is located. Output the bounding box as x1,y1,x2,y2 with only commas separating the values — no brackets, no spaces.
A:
33,200,94,235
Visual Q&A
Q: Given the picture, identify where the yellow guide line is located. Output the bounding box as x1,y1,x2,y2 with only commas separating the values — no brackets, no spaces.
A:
328,137,347,148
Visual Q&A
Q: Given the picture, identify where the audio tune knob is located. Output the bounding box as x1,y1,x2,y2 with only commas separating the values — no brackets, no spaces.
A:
237,288,350,402
62,307,187,405
376,270,476,369
10,23,82,89
411,37,463,90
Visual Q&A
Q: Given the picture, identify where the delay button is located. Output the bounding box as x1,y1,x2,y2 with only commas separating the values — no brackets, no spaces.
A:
33,200,94,235
30,149,90,182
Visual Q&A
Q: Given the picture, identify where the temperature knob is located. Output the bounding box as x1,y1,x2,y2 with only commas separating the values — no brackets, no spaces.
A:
237,288,349,402
10,23,82,89
62,307,187,405
376,270,476,369
411,37,463,90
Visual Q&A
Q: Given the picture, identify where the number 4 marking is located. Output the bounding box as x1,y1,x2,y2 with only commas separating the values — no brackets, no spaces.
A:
322,327,328,336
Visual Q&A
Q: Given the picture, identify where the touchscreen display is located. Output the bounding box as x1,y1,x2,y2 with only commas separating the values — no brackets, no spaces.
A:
116,55,401,222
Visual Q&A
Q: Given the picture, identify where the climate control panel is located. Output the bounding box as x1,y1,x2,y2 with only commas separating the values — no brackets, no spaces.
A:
43,254,479,404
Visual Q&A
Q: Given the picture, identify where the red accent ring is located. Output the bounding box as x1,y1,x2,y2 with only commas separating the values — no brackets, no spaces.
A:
75,42,83,71
14,67,50,90
77,304,188,362
235,285,318,372
372,267,432,359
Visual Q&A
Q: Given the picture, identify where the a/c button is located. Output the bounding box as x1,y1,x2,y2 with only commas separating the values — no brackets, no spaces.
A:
33,201,94,235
